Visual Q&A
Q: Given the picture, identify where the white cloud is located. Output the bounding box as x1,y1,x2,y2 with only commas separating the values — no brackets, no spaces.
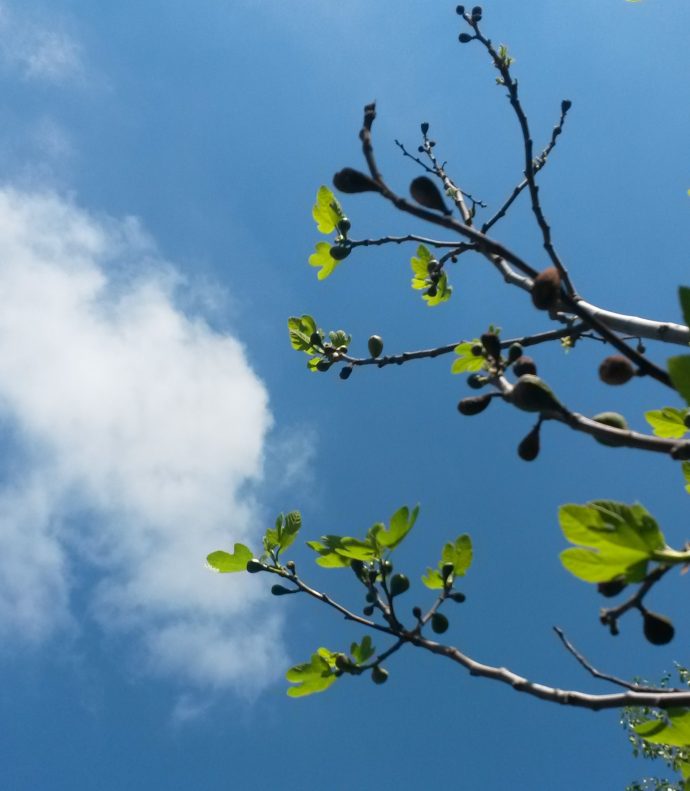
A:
0,2,82,83
0,187,288,691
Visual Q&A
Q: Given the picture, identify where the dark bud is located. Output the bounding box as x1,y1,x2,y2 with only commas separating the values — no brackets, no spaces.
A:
531,267,562,310
350,559,365,577
365,591,377,603
512,356,537,377
271,584,293,596
481,332,501,361
643,611,675,646
339,366,353,381
333,167,380,194
309,332,323,349
381,559,393,576
431,613,449,634
684,411,690,430
471,344,484,357
335,653,351,671
337,217,351,235
371,666,389,685
315,360,331,372
507,343,523,365
426,285,438,298
517,424,541,462
330,245,351,261
593,412,628,447
412,606,422,619
409,176,452,216
599,355,635,386
457,393,493,416
368,335,384,358
286,560,296,572
449,591,466,604
458,32,473,43
471,5,482,21
561,99,572,113
417,146,424,153
363,605,375,616
421,121,429,135
390,573,410,597
597,579,627,598
246,559,265,573
441,563,455,583
456,4,465,14
467,373,487,390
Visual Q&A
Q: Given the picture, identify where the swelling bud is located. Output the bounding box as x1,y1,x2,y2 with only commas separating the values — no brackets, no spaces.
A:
643,611,675,645
510,374,566,415
333,168,380,193
368,335,384,358
517,424,540,461
457,393,493,416
409,176,452,215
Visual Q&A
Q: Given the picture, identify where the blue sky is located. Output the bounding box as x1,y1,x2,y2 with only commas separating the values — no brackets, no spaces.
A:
1,1,689,789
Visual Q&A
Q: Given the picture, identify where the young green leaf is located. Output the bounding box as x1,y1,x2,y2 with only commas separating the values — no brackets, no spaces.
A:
678,286,690,331
206,543,253,573
645,407,688,439
559,501,666,583
375,505,420,550
312,186,345,234
668,355,690,405
422,534,473,588
286,650,338,697
634,709,690,749
350,635,375,665
423,271,452,306
288,315,320,353
309,242,341,280
682,461,690,494
451,340,486,374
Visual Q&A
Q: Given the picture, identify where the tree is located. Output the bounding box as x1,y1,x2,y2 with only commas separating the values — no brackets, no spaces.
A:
208,6,690,789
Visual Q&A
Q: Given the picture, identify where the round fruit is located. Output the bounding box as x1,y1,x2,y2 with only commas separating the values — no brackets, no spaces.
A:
643,612,675,645
517,425,540,461
431,613,449,634
457,394,492,416
512,356,537,377
330,245,351,261
390,573,410,597
371,666,389,685
531,267,562,310
597,579,627,598
593,412,628,446
599,355,635,385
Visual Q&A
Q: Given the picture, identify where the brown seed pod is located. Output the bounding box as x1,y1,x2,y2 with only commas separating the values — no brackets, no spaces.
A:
599,355,635,385
333,168,380,194
531,267,562,310
512,356,537,377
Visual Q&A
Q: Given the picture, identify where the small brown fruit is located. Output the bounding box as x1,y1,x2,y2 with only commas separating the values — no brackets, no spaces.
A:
597,579,627,598
457,394,492,416
531,267,562,310
333,168,380,194
409,176,451,215
599,355,635,385
643,612,675,645
510,375,565,415
480,332,501,361
517,424,540,461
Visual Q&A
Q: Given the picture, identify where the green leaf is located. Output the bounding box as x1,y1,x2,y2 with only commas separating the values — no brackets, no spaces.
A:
309,241,341,280
645,407,688,438
350,635,375,665
286,651,338,697
423,271,452,307
312,186,344,234
206,543,253,573
329,330,351,349
634,709,690,748
422,534,473,588
268,511,302,554
410,244,433,287
376,505,419,550
288,315,320,353
669,355,690,405
422,568,444,589
679,286,690,331
441,534,473,576
306,535,377,566
682,462,690,494
306,540,352,568
559,500,665,583
451,341,486,374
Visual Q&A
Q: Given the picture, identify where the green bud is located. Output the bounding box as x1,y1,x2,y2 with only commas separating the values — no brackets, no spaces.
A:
389,573,410,597
597,579,627,598
449,591,466,604
517,424,540,462
368,335,384,358
593,412,628,447
337,217,351,235
507,343,523,364
431,613,449,634
371,666,389,685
